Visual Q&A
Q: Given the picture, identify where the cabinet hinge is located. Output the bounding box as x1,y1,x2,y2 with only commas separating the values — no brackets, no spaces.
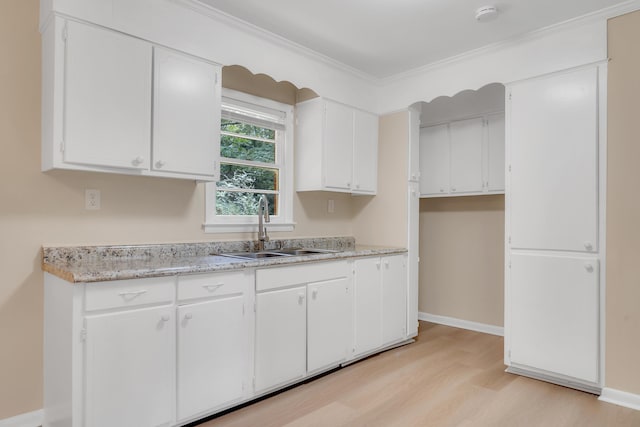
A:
508,165,511,172
252,377,256,390
253,302,256,313
508,92,512,101
508,236,511,244
242,304,245,316
80,329,87,342
508,261,512,269
61,24,68,42
60,140,65,154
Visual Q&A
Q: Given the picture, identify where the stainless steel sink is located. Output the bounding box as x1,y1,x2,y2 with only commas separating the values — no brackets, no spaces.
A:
220,251,292,260
274,248,339,256
219,248,339,260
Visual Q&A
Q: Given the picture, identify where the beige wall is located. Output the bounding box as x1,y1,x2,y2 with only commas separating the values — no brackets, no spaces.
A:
605,10,640,395
419,196,505,326
0,0,355,419
352,111,408,247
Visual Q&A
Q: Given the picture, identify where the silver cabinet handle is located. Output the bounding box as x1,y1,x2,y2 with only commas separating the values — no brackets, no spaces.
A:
203,284,224,292
118,290,147,300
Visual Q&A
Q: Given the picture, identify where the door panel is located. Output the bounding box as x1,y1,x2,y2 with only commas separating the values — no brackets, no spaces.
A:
450,118,483,194
510,253,599,383
419,124,449,195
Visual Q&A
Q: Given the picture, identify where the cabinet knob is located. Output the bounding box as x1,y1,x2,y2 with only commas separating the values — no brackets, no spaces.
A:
584,242,593,251
298,293,305,305
132,156,144,166
312,289,318,299
346,182,351,188
155,160,166,169
161,315,170,322
584,264,594,273
184,313,193,320
384,260,390,268
451,187,457,192
440,188,444,193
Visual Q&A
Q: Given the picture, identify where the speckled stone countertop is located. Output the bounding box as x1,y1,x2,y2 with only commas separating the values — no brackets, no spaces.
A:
42,237,407,283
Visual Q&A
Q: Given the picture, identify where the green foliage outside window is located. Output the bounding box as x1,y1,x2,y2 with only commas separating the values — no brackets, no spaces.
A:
216,119,279,216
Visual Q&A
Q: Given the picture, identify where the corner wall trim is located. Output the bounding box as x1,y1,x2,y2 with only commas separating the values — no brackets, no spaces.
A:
419,312,504,336
0,409,43,427
599,388,640,411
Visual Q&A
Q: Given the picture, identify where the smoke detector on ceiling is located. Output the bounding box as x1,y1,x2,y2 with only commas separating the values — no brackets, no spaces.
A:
475,5,499,22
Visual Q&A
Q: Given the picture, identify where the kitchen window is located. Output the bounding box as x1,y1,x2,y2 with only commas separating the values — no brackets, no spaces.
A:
204,89,294,232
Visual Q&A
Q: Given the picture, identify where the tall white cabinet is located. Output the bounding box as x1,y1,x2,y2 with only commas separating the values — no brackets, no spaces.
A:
505,65,605,393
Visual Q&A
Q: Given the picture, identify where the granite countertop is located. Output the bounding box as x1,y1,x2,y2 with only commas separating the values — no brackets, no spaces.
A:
42,237,407,283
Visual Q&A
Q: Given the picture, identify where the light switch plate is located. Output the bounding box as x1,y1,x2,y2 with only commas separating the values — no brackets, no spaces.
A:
85,189,101,210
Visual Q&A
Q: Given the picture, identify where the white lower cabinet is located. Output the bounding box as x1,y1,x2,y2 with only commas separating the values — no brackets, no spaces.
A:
44,253,408,427
84,306,175,427
176,269,253,421
255,261,351,393
509,254,599,383
353,254,408,358
307,277,351,373
255,285,307,393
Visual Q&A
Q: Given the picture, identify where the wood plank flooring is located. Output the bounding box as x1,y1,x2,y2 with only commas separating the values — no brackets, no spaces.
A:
196,322,640,427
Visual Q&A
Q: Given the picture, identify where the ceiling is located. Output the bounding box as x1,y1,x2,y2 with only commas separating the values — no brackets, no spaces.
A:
197,0,629,79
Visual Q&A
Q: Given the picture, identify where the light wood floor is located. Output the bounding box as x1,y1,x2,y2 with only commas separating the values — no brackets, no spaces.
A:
197,322,640,427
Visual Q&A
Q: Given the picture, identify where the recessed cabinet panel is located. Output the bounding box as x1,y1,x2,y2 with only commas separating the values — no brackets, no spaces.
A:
64,21,152,169
487,114,506,192
510,253,599,383
353,257,383,356
382,255,407,345
449,118,484,194
153,47,220,178
255,286,307,393
177,296,246,420
324,101,355,190
419,124,450,195
84,306,174,427
509,67,598,252
353,110,378,193
307,277,350,373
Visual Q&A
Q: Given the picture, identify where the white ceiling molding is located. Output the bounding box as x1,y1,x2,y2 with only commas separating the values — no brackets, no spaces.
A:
173,0,377,84
379,0,640,87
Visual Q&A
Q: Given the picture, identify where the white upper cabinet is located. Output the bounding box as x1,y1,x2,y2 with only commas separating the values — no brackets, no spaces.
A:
449,117,484,194
42,17,221,180
152,47,220,179
486,113,506,192
419,124,449,195
509,67,598,252
419,114,505,198
296,97,378,195
63,20,152,170
323,101,354,190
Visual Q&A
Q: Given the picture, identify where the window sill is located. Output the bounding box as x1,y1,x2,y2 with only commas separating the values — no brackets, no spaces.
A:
203,222,296,233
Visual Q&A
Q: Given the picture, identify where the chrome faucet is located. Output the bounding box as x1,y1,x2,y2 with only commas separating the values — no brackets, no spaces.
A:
257,195,270,251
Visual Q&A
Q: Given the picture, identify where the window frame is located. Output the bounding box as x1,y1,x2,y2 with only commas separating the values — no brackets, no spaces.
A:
204,88,295,233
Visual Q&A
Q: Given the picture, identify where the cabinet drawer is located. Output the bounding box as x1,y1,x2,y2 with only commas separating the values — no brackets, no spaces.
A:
256,261,349,292
85,277,175,311
178,270,252,302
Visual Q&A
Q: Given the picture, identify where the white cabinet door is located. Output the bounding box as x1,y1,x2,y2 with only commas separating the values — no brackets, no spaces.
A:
307,277,351,373
486,113,505,192
353,257,382,356
64,20,152,169
84,306,174,427
323,101,354,190
449,118,484,194
352,110,378,193
509,254,599,383
382,255,407,345
255,286,307,393
419,124,449,195
177,296,246,421
153,47,220,178
509,67,598,252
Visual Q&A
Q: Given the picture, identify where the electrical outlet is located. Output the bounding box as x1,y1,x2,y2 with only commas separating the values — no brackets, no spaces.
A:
327,199,335,213
85,189,101,210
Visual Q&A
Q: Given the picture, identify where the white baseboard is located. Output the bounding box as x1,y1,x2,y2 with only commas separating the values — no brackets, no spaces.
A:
599,387,640,411
0,409,43,427
419,312,504,336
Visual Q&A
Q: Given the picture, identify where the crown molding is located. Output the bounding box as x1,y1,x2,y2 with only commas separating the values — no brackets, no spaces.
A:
170,0,378,84
378,0,640,86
